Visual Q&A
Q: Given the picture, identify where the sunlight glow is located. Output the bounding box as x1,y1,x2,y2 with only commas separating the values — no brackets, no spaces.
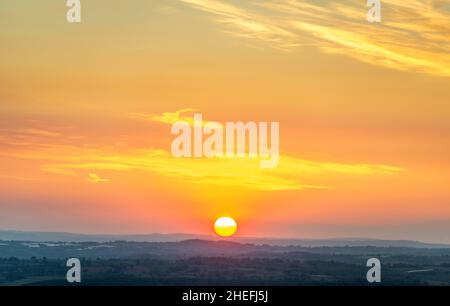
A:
214,217,238,237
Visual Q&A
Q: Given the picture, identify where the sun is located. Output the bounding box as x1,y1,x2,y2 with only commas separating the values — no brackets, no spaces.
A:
214,217,237,237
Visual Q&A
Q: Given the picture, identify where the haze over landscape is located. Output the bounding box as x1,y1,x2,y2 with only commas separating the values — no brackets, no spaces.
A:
1,229,450,286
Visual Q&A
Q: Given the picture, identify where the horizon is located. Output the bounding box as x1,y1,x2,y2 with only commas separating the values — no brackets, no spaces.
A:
2,227,450,246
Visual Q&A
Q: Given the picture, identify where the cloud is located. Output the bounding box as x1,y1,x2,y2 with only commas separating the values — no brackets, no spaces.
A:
0,174,42,181
35,148,403,191
1,113,404,191
176,0,450,76
143,108,198,125
86,173,110,184
0,127,61,147
142,109,223,128
178,0,299,50
18,128,61,137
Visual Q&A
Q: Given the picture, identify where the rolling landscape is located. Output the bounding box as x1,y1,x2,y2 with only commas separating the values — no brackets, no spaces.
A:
1,230,449,286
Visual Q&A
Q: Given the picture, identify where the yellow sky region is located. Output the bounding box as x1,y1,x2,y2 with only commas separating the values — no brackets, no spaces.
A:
0,1,450,241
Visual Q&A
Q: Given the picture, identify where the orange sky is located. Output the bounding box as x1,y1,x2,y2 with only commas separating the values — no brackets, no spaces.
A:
1,0,450,242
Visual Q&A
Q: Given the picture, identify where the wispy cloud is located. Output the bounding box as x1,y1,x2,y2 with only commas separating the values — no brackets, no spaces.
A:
86,173,110,184
176,0,450,76
178,0,299,50
19,147,403,191
0,115,404,191
18,128,61,137
142,108,198,125
141,109,223,128
0,127,61,146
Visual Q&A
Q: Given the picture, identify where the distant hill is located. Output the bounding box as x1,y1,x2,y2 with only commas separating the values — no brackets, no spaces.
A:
0,230,209,243
232,237,450,248
1,229,450,249
1,238,450,260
